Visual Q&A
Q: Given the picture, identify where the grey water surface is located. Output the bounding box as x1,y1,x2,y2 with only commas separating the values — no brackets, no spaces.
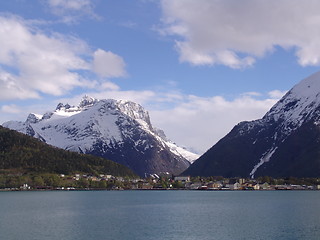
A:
1,190,320,240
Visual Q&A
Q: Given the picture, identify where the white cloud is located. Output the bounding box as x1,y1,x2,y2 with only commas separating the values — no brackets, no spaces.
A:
0,15,89,99
93,49,127,78
150,93,281,154
0,15,126,100
176,41,255,68
48,0,92,11
47,0,99,23
160,0,320,68
241,92,262,97
175,41,215,66
51,89,156,109
100,82,120,91
89,90,156,105
0,101,57,125
268,90,287,99
1,104,22,114
0,69,40,100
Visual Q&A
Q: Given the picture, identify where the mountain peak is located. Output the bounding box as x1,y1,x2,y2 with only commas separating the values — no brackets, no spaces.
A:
26,113,42,124
3,96,198,176
263,71,320,135
290,71,320,98
79,95,98,108
115,100,152,128
56,103,72,111
184,71,320,178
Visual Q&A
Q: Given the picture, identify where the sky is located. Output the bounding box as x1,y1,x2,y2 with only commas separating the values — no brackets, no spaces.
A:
1,0,320,154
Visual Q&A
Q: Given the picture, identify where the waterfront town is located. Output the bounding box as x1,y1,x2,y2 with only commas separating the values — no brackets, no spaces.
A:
2,173,320,191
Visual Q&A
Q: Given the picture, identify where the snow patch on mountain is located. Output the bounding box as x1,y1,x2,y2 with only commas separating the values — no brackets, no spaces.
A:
247,71,320,176
3,96,199,167
250,147,277,178
265,71,320,136
245,71,320,175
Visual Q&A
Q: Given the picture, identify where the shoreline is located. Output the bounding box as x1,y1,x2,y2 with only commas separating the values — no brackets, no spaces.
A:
0,188,318,192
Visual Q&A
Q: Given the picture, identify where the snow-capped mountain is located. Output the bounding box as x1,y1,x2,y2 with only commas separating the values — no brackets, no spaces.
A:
3,95,198,176
184,71,320,178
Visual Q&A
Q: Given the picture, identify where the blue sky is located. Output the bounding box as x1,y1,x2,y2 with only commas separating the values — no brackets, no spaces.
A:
1,0,320,153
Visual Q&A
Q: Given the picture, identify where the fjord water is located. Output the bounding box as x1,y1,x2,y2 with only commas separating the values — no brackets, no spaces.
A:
1,191,320,240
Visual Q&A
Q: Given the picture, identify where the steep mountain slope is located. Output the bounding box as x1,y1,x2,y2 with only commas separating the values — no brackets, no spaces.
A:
184,71,320,178
0,126,136,177
3,96,198,176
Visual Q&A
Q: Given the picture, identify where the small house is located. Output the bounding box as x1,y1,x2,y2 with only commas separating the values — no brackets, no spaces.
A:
174,176,190,182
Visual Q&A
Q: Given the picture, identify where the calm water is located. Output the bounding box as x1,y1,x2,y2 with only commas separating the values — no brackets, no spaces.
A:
1,190,320,240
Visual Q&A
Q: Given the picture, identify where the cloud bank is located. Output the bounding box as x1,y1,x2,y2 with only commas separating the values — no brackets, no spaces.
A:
160,0,320,68
149,92,282,153
0,15,126,100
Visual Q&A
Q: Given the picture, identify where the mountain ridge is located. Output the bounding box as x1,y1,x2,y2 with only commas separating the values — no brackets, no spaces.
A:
184,71,320,178
3,96,198,177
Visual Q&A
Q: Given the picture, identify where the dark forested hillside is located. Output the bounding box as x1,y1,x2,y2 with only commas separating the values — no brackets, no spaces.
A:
0,126,136,177
184,72,320,178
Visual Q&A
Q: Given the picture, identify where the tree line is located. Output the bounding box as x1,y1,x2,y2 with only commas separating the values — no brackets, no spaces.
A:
0,126,136,177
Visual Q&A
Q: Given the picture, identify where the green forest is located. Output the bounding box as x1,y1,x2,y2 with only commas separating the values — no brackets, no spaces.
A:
0,126,136,178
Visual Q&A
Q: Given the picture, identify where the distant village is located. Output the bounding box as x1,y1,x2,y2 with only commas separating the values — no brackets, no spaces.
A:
4,173,320,191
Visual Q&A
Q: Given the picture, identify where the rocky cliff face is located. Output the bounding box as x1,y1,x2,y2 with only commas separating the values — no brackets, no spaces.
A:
184,71,320,178
3,96,198,177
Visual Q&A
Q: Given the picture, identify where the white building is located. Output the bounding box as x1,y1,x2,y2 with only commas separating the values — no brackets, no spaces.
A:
174,176,190,182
